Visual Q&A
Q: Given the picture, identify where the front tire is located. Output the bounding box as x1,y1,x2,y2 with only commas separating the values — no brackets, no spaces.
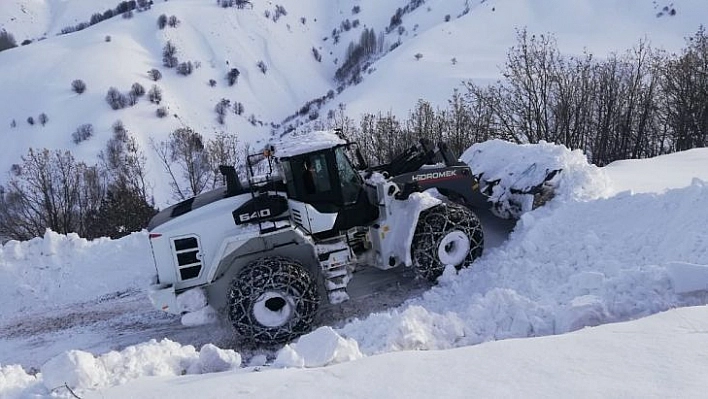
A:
227,257,320,345
411,203,484,281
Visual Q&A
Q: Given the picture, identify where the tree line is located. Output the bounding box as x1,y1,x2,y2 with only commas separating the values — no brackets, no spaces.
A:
332,27,708,167
0,122,241,242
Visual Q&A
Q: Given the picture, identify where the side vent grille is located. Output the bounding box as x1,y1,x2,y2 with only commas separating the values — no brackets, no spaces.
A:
291,208,303,225
172,236,202,280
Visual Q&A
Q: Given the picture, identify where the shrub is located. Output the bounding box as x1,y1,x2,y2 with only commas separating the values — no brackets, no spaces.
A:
167,15,180,28
215,98,231,124
163,41,178,68
176,61,193,76
148,68,162,81
72,79,87,94
235,0,251,8
209,79,217,87
106,87,128,110
38,113,48,126
312,47,322,62
157,14,167,29
156,107,168,118
148,85,162,104
131,82,145,97
227,68,240,85
72,124,94,144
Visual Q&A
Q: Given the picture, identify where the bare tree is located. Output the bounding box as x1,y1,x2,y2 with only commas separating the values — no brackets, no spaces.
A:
215,98,231,124
106,87,128,110
207,132,241,188
163,41,178,68
148,85,162,104
151,127,212,200
659,26,708,151
0,149,104,240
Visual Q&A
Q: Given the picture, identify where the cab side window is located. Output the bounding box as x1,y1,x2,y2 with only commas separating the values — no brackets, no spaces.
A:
305,153,332,194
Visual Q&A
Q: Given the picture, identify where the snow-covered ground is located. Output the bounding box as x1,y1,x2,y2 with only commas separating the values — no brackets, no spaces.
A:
1,142,707,398
2,0,708,397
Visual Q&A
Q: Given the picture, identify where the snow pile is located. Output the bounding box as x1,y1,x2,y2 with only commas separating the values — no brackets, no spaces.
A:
0,230,153,322
338,177,708,353
38,339,240,393
461,139,612,218
274,327,363,368
273,130,347,158
0,365,40,399
89,306,708,399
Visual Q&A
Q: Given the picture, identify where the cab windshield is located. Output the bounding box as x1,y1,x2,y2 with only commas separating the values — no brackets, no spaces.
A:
335,146,361,205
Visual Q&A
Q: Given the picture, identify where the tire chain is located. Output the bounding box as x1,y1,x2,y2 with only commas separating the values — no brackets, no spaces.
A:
412,204,484,281
228,257,319,344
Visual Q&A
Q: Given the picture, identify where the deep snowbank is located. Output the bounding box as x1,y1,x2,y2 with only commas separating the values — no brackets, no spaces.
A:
86,306,708,399
339,178,708,353
0,230,154,322
1,339,241,396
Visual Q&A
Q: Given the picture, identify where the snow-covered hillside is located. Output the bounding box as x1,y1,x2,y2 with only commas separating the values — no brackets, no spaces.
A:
1,0,707,205
1,143,707,398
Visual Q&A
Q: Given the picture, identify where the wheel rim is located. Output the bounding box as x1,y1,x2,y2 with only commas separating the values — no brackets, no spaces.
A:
252,291,294,327
437,230,471,267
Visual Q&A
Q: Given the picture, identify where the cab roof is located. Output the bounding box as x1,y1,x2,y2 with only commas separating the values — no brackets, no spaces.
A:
274,130,348,159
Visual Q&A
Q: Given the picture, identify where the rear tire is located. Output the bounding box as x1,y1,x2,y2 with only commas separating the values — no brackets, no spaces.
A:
227,256,319,345
411,203,484,281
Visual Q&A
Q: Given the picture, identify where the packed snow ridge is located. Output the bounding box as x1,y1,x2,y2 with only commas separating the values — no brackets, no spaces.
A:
1,140,708,398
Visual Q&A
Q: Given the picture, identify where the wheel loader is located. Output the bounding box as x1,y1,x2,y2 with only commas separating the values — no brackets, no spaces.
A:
147,130,507,344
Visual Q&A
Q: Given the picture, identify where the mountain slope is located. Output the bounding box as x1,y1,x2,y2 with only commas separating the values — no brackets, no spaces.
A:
1,0,706,207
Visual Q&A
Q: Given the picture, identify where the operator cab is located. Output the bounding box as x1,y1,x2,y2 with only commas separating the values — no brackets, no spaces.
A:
280,144,378,239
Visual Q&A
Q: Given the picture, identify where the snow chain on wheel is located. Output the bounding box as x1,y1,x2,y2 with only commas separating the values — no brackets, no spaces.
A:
227,256,320,345
411,203,484,282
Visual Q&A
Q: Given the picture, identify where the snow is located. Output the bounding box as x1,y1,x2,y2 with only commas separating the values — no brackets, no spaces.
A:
1,143,708,398
273,130,347,158
0,230,154,323
274,327,363,368
461,139,611,218
2,0,708,397
37,339,241,392
86,307,708,399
